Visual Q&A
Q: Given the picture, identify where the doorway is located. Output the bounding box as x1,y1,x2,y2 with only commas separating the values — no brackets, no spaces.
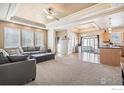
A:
81,35,99,53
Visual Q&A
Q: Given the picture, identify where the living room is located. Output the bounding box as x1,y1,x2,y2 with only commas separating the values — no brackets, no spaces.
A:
1,2,124,92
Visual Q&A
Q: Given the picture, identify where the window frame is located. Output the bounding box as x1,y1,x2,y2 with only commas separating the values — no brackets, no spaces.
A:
4,27,21,48
34,31,44,47
22,30,34,47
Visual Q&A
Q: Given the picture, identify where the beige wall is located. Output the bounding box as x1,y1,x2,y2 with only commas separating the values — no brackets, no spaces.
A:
0,21,48,49
0,22,4,48
56,31,67,38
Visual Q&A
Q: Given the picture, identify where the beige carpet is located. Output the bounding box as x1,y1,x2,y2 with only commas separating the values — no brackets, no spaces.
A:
27,53,122,85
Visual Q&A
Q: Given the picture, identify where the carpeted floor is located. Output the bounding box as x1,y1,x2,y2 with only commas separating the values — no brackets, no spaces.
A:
27,53,122,85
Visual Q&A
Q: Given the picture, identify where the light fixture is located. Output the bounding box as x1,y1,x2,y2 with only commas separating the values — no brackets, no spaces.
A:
108,17,112,33
43,8,59,20
108,27,112,31
82,33,86,37
46,14,53,19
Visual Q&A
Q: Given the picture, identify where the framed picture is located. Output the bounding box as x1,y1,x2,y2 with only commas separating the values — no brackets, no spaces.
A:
111,32,121,43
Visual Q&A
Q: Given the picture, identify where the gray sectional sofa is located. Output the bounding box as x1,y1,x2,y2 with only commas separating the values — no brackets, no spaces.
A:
0,49,36,85
0,59,36,85
0,46,54,85
19,46,55,63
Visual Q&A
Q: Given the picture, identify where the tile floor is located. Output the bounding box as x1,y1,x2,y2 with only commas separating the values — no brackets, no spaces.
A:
27,53,122,85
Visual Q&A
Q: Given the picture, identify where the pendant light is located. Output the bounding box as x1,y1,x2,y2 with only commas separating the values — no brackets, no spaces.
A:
108,17,112,33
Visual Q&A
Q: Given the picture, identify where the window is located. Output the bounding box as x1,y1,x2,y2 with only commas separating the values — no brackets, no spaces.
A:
4,27,20,48
22,30,34,47
35,32,44,46
84,39,87,46
4,27,45,48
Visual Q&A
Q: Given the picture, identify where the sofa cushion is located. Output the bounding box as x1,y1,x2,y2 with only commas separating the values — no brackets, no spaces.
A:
7,55,28,62
23,47,28,52
5,49,20,55
35,47,40,51
27,47,36,51
23,47,40,52
40,47,47,53
0,52,10,64
47,49,51,53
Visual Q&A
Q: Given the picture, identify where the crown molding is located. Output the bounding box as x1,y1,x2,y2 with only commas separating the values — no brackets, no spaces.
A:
46,4,111,27
0,19,47,30
5,3,18,20
46,4,124,29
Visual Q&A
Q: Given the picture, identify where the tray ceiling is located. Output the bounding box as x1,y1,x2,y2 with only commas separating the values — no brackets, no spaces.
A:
14,3,96,24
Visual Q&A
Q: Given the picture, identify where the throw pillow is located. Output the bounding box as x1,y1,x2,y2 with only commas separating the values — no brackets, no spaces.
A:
0,52,10,64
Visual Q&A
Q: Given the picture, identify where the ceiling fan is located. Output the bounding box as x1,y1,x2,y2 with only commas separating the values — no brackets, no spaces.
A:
43,8,59,21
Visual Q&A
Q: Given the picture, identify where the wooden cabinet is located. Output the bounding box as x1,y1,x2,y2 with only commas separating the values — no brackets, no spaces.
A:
120,46,124,57
100,48,121,66
122,32,124,42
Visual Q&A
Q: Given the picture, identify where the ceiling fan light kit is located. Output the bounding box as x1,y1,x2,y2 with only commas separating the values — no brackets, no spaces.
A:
43,8,59,21
46,14,54,19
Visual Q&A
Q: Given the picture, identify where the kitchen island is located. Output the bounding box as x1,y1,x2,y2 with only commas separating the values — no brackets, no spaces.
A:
100,47,121,66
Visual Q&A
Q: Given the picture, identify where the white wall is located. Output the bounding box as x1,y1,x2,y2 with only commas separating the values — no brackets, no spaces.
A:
67,31,77,54
56,30,78,54
48,28,56,53
59,39,68,54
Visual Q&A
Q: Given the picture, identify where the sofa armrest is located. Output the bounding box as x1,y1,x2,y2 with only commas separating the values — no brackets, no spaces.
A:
0,59,36,85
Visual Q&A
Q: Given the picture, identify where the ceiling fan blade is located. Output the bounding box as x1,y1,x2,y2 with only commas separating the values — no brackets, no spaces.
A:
54,17,59,21
51,15,59,21
42,9,49,15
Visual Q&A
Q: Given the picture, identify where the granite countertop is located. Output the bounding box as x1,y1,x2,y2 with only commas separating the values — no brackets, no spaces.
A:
99,46,121,49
